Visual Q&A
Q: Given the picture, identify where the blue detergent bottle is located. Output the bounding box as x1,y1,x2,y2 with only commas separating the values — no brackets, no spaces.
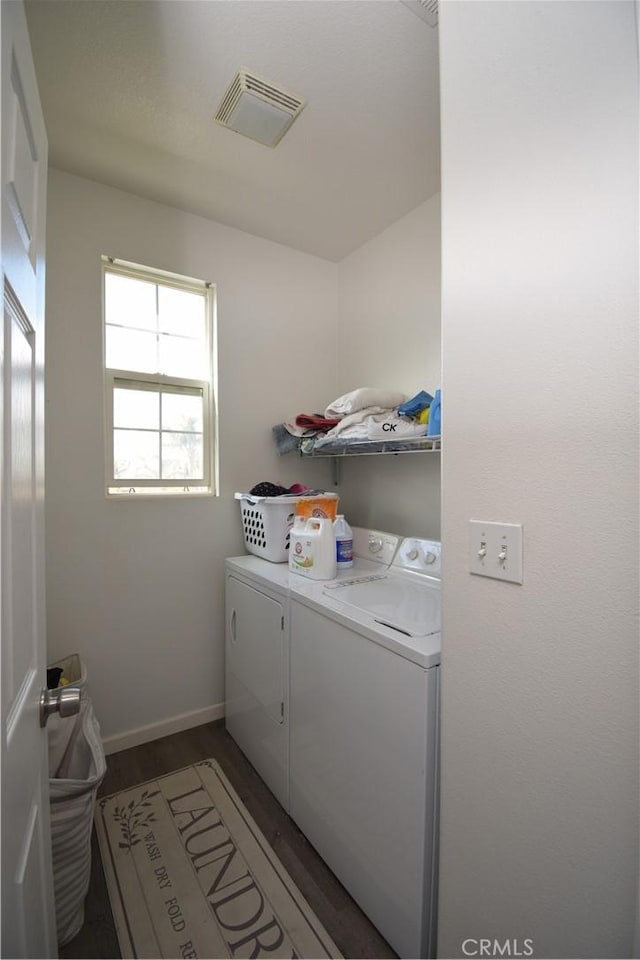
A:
427,389,441,437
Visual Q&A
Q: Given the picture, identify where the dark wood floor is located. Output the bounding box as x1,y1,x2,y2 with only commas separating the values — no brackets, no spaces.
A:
60,719,396,960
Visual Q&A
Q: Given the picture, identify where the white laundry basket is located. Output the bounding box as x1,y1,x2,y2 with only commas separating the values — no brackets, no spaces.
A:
47,658,106,946
47,654,89,795
47,652,87,692
235,492,297,562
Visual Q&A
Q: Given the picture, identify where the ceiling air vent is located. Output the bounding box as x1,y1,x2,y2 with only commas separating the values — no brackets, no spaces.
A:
400,0,438,28
214,68,306,148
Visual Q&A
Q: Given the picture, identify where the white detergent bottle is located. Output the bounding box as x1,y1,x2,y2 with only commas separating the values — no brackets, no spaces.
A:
288,515,306,575
289,516,337,580
334,514,353,570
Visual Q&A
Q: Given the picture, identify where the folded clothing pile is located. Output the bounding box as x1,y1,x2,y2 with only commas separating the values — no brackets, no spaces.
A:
366,389,438,440
273,385,441,453
323,388,407,419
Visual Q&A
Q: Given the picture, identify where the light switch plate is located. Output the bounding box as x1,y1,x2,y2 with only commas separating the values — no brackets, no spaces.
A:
469,520,523,584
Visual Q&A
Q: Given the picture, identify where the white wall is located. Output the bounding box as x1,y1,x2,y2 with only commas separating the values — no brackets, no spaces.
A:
336,195,441,537
634,5,640,955
438,3,639,958
45,169,339,747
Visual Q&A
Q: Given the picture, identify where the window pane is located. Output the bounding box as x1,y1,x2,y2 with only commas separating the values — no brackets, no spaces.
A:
159,333,206,378
114,388,159,430
162,392,203,432
161,431,203,479
114,429,159,479
105,273,157,331
104,260,216,497
106,326,158,373
159,286,205,340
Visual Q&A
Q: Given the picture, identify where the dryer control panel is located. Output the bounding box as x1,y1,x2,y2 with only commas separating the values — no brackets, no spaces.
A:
352,528,399,567
393,539,441,578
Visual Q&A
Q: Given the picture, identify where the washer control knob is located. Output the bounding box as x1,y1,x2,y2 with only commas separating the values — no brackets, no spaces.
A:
424,551,437,565
406,547,419,561
369,537,383,554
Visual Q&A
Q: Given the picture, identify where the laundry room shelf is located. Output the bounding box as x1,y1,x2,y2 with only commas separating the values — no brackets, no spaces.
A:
299,435,441,485
299,435,441,458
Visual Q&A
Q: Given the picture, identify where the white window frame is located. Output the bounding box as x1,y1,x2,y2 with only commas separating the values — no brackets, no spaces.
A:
102,257,218,498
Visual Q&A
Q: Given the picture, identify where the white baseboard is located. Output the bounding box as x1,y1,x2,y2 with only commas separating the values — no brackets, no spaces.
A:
102,702,225,756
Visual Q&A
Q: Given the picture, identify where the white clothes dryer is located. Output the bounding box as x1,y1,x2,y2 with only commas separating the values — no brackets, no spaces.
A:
288,537,441,960
224,556,291,809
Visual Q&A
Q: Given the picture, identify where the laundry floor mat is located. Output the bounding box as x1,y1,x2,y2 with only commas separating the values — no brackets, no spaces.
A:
95,759,342,959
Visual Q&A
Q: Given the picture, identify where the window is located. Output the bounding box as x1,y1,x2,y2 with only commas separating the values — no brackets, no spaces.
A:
102,257,217,496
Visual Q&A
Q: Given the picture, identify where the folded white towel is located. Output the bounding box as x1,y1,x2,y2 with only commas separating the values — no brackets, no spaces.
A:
367,415,426,440
324,406,393,439
325,387,407,419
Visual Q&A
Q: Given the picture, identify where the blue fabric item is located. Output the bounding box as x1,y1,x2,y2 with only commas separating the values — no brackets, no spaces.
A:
397,390,433,417
427,389,441,436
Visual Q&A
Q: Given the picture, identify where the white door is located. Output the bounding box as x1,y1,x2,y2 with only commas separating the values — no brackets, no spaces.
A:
0,2,56,957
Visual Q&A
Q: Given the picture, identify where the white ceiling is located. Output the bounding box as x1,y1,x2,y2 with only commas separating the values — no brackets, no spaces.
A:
25,0,440,262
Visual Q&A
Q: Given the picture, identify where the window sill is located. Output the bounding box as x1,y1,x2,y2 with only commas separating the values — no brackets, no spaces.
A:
105,490,217,501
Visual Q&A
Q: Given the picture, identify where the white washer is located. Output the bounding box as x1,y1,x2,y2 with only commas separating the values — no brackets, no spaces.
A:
289,537,441,960
224,529,399,812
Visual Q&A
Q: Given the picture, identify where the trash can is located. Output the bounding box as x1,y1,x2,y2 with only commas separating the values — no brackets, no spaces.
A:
47,659,106,945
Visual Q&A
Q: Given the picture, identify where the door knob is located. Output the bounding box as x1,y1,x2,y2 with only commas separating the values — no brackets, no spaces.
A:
39,686,81,728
